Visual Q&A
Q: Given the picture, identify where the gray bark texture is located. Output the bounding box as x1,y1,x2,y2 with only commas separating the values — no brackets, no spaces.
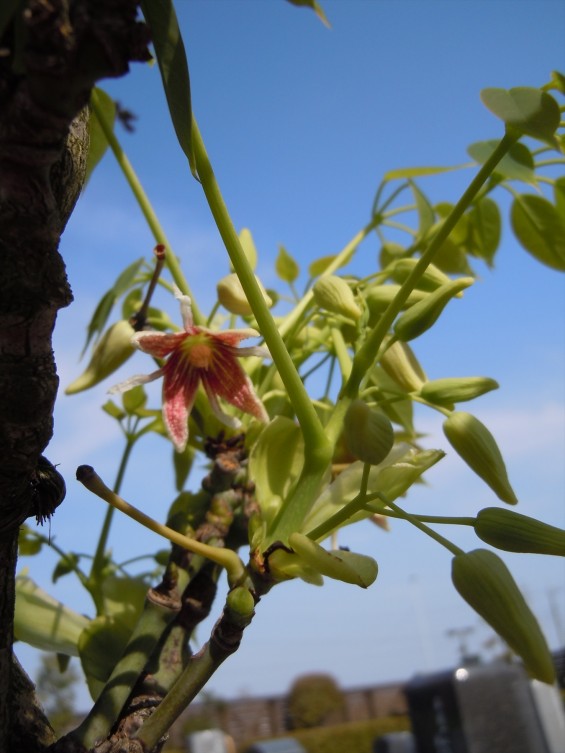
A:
0,3,149,751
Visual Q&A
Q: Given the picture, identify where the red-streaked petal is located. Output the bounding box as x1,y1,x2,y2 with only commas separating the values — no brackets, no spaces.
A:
133,331,186,358
202,349,269,423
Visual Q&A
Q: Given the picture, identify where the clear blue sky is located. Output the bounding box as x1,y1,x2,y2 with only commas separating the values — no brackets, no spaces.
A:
16,0,565,707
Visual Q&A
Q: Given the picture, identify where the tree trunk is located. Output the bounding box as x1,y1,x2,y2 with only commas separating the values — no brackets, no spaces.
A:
0,3,149,751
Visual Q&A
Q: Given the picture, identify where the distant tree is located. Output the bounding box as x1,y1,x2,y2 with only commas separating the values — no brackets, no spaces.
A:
286,674,345,730
35,655,80,736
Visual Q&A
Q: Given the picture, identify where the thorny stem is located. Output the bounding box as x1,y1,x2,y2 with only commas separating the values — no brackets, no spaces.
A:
90,89,204,325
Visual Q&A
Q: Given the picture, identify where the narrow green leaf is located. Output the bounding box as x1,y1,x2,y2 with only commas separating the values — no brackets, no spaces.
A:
52,553,80,583
141,0,196,178
285,0,330,27
467,140,536,184
409,180,435,238
385,164,463,180
481,87,560,147
85,88,116,185
173,444,195,491
238,228,258,270
554,177,565,218
511,195,565,271
82,257,144,356
102,400,126,421
276,245,300,283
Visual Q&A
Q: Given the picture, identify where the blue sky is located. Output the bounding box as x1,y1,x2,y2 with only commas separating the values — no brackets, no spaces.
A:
16,0,565,707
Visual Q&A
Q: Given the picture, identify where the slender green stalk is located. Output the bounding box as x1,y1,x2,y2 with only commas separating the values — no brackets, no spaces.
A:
339,133,518,405
330,326,352,382
77,465,246,585
90,90,204,325
191,117,330,463
383,496,464,556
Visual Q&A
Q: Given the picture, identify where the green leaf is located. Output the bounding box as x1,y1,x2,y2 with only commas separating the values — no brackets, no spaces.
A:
85,88,116,185
547,70,565,95
249,416,304,527
467,140,536,184
102,400,126,421
78,614,133,700
409,180,435,238
384,164,462,180
554,177,565,218
467,197,501,266
309,255,337,278
276,245,300,283
18,526,43,556
285,0,330,27
52,553,80,583
141,0,196,178
173,443,195,491
14,575,90,656
122,385,147,415
82,257,144,356
481,87,561,146
511,195,565,271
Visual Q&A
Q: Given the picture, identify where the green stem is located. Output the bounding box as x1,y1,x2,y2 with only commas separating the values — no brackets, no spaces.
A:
342,133,517,403
330,326,352,382
191,117,330,461
306,464,371,541
77,465,246,585
90,89,204,325
382,496,464,556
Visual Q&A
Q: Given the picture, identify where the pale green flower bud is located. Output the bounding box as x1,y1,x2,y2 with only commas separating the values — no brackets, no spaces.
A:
452,549,555,684
289,533,378,588
344,400,394,465
65,320,135,394
443,411,518,504
389,258,456,293
217,273,272,316
226,586,255,623
394,277,474,341
420,376,499,407
474,507,565,555
365,284,427,316
380,340,427,392
313,276,362,321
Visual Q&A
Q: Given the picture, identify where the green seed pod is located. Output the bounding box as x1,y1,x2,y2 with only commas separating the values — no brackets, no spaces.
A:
420,376,499,407
393,277,474,341
65,321,135,395
344,400,394,465
365,284,427,316
380,340,427,392
217,273,272,316
389,258,456,293
313,276,362,321
452,549,555,684
475,507,565,555
443,411,518,504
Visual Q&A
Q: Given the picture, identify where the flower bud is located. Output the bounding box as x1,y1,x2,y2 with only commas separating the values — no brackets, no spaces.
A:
313,276,362,321
226,586,255,623
289,532,378,588
389,258,456,293
474,507,565,555
365,284,427,316
217,273,272,316
452,549,555,684
443,411,518,504
65,321,135,395
393,277,474,341
420,376,499,407
344,400,394,465
380,340,427,392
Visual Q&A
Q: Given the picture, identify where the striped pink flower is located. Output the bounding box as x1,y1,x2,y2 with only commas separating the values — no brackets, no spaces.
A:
111,287,269,452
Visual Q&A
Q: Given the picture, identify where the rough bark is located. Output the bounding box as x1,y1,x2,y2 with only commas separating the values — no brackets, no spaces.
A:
0,2,149,751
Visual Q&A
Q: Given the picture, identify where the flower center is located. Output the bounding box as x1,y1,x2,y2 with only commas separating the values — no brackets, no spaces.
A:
182,335,214,369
